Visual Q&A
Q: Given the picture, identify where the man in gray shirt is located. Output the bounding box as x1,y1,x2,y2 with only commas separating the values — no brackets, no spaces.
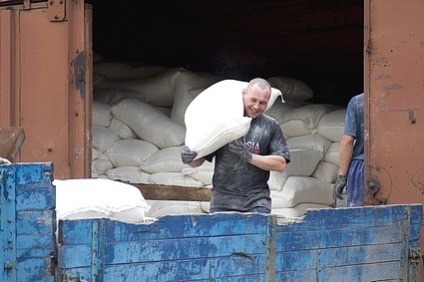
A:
181,78,290,213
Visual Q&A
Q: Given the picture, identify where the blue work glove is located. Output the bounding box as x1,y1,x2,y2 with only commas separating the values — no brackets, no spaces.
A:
333,175,347,200
228,138,252,162
181,146,198,164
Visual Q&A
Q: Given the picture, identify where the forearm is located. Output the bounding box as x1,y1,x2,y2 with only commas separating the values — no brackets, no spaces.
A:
188,158,206,168
248,154,287,172
338,135,354,176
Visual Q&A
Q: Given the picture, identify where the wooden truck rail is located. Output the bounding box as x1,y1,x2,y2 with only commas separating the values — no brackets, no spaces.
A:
1,162,422,281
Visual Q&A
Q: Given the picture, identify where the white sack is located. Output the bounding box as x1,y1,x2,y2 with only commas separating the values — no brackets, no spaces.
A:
317,109,346,142
268,171,288,191
92,101,112,127
285,134,331,176
146,200,203,218
112,98,186,149
92,153,113,175
272,203,332,218
97,67,184,107
267,76,314,102
312,161,338,183
184,79,283,160
323,142,340,166
105,139,159,167
108,119,138,139
182,160,214,186
141,146,187,174
54,178,150,223
282,104,338,138
271,176,333,208
106,166,151,184
92,126,120,152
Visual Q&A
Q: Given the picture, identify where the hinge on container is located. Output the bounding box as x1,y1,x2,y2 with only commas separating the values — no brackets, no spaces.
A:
47,0,66,22
366,38,372,54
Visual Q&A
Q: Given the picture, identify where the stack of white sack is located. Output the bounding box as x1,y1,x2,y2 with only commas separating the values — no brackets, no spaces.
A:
91,61,346,218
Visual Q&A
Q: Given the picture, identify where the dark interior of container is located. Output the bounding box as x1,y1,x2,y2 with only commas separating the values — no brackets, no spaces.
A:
87,0,364,106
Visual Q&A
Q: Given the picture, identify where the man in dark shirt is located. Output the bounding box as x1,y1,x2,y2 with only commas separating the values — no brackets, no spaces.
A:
181,78,290,213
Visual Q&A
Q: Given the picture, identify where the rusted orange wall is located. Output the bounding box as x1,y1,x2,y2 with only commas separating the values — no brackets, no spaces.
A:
365,0,424,276
0,1,92,179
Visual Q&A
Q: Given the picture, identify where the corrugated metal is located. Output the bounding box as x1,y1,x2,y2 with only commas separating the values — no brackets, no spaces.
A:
0,1,92,179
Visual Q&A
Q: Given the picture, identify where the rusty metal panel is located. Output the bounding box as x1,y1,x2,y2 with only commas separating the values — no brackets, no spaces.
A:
365,1,424,276
365,0,424,204
0,9,16,127
0,1,92,179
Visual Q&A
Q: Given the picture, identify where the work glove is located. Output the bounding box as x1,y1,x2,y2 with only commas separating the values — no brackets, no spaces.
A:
333,175,347,200
228,138,252,162
181,146,198,164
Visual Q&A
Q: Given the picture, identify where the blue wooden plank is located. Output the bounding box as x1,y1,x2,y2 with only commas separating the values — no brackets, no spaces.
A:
276,205,409,232
275,243,401,271
99,256,266,281
16,210,55,234
319,243,401,267
16,258,55,282
107,213,269,241
1,165,18,282
58,233,266,267
105,234,266,264
60,213,270,244
58,244,93,268
276,225,403,251
16,186,55,211
275,269,317,281
15,162,53,186
319,261,402,281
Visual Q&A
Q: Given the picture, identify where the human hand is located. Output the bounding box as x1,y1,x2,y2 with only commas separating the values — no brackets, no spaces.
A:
333,175,347,200
229,138,252,162
181,146,198,164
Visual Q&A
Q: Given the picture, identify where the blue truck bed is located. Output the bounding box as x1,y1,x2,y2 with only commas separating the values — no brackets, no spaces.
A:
1,163,422,281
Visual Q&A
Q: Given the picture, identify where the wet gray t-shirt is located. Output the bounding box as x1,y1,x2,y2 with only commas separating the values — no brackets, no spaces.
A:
205,114,290,211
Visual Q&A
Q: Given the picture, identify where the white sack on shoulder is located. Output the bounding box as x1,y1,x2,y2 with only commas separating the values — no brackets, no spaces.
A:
184,79,283,160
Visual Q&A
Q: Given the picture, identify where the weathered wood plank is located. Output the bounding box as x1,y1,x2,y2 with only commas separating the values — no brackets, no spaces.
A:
133,183,211,201
59,213,269,244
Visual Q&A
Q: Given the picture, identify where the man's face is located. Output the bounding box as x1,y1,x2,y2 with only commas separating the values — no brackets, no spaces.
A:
243,84,270,118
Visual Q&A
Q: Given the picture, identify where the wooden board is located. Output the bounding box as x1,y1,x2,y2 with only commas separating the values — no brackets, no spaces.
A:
133,183,211,201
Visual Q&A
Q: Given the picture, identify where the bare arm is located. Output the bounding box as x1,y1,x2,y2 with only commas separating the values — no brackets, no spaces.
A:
338,135,355,176
187,157,206,168
248,154,287,173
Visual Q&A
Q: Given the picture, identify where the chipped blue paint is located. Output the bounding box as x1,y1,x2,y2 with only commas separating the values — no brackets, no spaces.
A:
1,163,55,282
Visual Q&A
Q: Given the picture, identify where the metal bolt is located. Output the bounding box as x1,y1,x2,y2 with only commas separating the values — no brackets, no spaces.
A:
7,239,12,244
4,261,13,270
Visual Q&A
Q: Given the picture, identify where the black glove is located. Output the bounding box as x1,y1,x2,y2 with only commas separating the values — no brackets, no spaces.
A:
228,138,252,162
333,175,347,200
181,146,198,164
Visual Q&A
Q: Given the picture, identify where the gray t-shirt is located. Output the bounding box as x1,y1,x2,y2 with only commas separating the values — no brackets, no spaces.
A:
205,114,290,211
